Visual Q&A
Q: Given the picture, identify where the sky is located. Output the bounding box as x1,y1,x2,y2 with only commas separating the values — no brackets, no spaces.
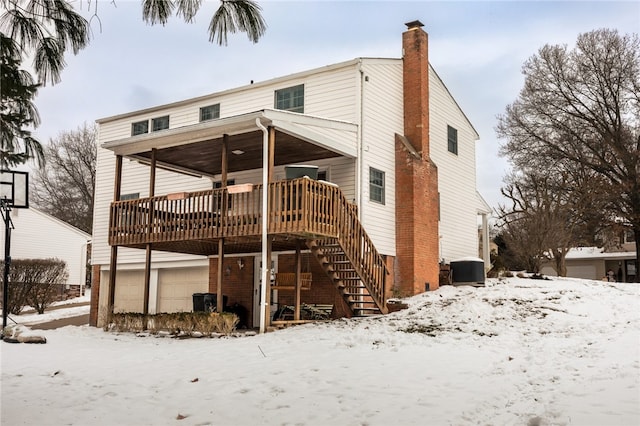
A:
2,276,639,425
29,0,640,211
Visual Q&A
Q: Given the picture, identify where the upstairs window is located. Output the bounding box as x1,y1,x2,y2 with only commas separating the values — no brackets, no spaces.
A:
447,125,458,155
131,116,170,136
275,84,304,113
369,167,385,205
200,104,220,122
131,121,148,136
152,116,170,132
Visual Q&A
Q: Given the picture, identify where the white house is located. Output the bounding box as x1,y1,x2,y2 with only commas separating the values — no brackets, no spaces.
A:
0,207,91,291
90,21,491,330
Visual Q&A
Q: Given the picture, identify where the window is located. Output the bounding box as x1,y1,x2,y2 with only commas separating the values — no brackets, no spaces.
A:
317,170,328,181
275,84,304,113
447,125,458,155
131,121,148,136
369,168,385,204
200,104,220,122
152,116,169,132
623,229,635,243
131,116,169,136
120,193,140,201
213,180,235,189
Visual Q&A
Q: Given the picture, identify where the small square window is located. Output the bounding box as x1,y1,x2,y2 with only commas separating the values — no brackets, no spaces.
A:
131,121,148,136
152,116,169,132
369,168,385,205
275,84,304,113
200,104,220,122
447,125,458,155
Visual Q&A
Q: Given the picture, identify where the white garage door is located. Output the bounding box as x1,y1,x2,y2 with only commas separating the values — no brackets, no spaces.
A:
566,264,597,280
110,270,145,313
157,267,208,313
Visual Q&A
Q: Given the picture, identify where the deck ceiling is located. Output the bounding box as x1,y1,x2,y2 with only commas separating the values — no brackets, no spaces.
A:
102,110,357,178
135,129,341,177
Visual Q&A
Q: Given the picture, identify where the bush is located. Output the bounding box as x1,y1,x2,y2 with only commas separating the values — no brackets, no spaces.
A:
0,259,68,314
108,311,239,335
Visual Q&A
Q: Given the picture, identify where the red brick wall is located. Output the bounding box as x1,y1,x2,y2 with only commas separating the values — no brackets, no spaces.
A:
276,253,338,307
209,256,255,327
89,264,101,326
395,23,440,295
208,253,344,326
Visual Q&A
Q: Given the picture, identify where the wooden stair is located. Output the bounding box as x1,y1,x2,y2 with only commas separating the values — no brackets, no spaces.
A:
307,237,387,317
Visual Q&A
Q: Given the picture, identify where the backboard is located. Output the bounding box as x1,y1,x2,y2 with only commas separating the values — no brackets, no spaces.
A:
0,170,29,208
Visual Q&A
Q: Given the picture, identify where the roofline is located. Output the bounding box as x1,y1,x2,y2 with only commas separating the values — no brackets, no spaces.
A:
102,108,358,158
96,58,367,124
429,64,480,140
29,208,92,239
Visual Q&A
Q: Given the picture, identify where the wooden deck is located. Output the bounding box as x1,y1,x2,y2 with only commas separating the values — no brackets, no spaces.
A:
109,178,344,254
109,177,389,314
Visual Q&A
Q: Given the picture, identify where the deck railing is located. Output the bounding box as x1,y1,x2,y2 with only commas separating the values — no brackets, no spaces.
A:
109,178,344,245
109,178,387,304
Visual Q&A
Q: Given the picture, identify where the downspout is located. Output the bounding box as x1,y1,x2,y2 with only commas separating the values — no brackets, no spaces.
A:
255,117,269,334
80,242,87,297
357,59,365,217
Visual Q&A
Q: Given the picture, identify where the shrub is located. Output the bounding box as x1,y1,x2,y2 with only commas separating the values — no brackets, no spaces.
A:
0,259,68,314
108,311,239,335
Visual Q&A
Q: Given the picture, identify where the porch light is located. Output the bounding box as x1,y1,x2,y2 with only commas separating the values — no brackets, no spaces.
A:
231,150,245,155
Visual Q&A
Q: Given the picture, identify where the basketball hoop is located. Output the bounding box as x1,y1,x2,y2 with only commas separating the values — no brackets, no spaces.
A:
1,170,29,338
0,170,28,209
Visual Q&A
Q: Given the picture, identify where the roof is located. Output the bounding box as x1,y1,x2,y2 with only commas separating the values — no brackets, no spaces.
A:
102,109,358,178
565,247,636,260
30,208,92,239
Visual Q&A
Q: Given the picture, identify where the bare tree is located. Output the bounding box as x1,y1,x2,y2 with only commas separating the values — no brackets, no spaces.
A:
497,166,601,276
497,29,640,281
31,123,96,234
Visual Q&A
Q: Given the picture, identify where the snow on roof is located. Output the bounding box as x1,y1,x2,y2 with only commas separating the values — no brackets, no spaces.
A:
566,246,636,260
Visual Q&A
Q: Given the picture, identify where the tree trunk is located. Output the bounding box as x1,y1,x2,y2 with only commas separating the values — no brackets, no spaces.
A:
634,228,640,283
553,252,567,277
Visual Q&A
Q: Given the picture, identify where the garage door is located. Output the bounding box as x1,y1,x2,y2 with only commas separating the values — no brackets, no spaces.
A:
566,264,597,280
102,269,145,313
157,266,208,313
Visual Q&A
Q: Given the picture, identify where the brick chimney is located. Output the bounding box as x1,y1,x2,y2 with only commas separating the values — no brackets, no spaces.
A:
394,20,440,297
402,20,429,156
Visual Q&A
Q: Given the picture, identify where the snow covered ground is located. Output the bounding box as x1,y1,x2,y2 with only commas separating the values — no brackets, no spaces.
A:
1,277,639,426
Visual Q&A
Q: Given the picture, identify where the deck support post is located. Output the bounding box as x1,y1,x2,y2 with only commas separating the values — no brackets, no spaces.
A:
221,134,228,185
143,149,157,327
256,119,275,333
295,240,302,321
217,239,224,313
264,237,272,328
107,155,123,317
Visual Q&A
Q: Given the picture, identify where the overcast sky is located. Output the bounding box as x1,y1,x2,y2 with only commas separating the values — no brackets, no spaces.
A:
31,0,639,210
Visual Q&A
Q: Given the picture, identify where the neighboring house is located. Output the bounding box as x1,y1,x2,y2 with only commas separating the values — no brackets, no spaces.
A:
90,21,491,330
0,207,91,292
541,231,637,282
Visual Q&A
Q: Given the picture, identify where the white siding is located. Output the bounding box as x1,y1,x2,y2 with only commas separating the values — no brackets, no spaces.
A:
0,208,90,286
93,56,481,271
429,67,480,262
93,62,361,267
358,60,404,256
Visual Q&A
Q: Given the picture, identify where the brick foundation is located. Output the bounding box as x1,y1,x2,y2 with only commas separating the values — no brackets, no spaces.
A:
89,264,101,326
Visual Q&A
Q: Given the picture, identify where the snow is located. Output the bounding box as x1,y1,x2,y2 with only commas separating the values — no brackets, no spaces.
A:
1,277,639,426
11,291,91,326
